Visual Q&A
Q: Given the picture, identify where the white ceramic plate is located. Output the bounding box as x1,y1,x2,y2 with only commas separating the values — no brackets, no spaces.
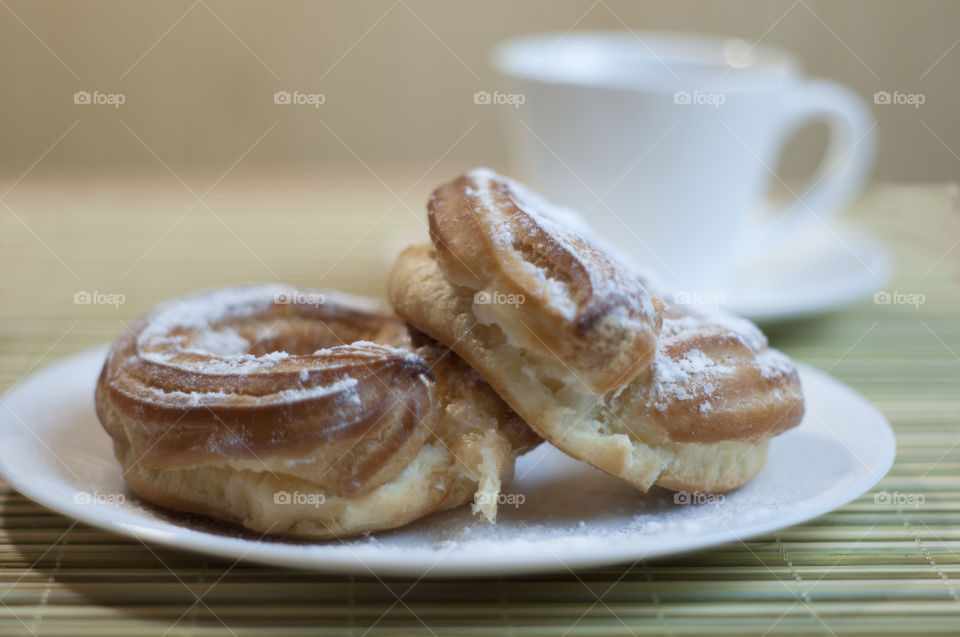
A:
724,224,893,324
0,346,895,577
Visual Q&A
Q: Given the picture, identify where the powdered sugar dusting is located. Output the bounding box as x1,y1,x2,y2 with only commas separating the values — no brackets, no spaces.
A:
471,168,593,239
136,375,360,407
321,422,845,565
139,285,288,343
756,348,799,382
648,340,734,412
124,285,418,409
464,168,657,322
638,301,797,414
187,326,251,357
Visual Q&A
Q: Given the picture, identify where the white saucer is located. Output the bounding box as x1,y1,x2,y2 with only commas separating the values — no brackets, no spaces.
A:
723,224,893,323
0,346,895,577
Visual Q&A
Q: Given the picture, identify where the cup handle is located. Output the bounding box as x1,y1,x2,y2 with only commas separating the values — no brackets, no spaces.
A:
761,79,876,241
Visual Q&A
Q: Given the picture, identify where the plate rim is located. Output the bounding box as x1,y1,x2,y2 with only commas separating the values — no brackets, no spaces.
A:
0,345,897,577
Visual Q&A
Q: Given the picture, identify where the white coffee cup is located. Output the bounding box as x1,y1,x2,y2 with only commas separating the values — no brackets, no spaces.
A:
492,31,876,293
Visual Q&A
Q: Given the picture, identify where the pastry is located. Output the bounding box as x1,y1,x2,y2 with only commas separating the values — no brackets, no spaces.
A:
388,168,804,493
95,285,539,539
425,169,663,394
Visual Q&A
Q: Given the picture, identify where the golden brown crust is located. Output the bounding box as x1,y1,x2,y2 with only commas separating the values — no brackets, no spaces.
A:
428,168,663,395
390,169,804,494
96,285,539,539
611,302,804,444
96,287,433,496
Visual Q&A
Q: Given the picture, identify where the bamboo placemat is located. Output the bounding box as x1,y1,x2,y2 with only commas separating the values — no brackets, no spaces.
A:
1,169,958,635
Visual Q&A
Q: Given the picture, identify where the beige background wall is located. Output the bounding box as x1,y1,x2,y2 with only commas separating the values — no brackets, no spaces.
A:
1,0,958,182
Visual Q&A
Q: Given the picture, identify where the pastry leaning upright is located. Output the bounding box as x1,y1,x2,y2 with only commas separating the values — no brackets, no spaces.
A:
388,168,805,494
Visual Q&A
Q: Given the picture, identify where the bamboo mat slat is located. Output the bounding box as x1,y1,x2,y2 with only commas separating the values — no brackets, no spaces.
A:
1,170,959,635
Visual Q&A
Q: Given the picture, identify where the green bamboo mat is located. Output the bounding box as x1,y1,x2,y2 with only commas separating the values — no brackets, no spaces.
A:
1,171,958,635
